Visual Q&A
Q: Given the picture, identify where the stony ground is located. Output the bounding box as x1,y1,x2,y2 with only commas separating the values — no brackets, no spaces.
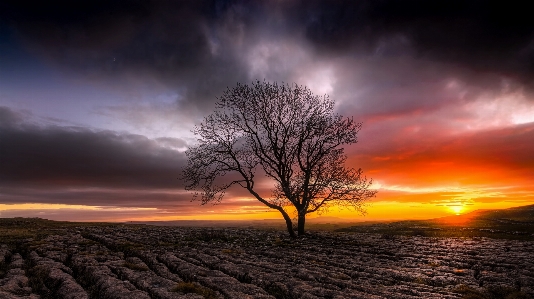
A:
1,225,533,299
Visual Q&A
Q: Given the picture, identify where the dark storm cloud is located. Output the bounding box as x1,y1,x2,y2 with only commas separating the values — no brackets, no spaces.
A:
331,58,496,119
0,0,254,110
2,1,533,219
0,106,186,189
0,106,276,207
4,0,532,107
0,106,27,127
301,0,534,86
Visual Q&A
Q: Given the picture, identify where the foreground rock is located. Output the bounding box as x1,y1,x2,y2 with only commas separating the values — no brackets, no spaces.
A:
0,225,532,299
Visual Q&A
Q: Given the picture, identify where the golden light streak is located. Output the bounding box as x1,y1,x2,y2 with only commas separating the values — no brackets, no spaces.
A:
0,203,157,211
0,203,100,211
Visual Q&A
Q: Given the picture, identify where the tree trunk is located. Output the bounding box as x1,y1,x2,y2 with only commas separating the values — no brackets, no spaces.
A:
278,208,296,238
297,212,306,236
285,217,296,238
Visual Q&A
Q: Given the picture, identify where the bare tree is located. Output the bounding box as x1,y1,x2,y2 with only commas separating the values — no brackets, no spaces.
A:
183,81,377,237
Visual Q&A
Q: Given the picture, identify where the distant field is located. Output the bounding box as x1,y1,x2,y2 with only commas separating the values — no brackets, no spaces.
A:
337,204,534,241
127,219,362,232
1,216,533,299
129,204,534,240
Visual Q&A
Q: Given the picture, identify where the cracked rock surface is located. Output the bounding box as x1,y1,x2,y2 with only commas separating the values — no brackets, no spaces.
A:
0,226,532,299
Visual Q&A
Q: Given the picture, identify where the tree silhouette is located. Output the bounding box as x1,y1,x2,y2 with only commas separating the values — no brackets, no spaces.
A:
183,81,377,237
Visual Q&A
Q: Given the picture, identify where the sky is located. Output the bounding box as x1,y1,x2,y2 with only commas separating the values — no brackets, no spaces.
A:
1,0,533,222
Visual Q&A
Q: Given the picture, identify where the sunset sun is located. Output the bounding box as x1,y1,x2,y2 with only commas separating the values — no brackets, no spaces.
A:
448,205,465,216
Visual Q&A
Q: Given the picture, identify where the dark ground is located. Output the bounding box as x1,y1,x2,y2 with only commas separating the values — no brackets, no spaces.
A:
1,205,534,298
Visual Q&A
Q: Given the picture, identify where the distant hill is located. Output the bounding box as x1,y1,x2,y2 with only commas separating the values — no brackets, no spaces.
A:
478,204,534,221
337,204,534,240
434,204,534,225
2,204,533,240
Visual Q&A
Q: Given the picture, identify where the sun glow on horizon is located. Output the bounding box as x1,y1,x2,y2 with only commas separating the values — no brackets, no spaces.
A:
448,205,465,215
0,198,532,223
